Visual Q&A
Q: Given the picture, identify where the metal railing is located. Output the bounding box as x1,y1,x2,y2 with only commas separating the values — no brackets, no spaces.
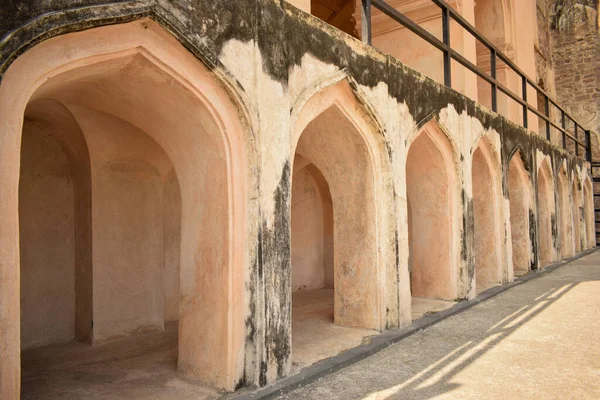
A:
361,0,592,161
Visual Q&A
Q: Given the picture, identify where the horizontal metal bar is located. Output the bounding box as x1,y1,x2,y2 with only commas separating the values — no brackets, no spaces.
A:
369,0,591,152
429,0,590,135
372,0,447,53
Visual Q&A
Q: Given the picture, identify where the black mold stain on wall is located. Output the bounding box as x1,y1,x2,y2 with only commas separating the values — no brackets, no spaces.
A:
461,189,475,298
529,209,538,271
260,161,291,383
0,0,593,389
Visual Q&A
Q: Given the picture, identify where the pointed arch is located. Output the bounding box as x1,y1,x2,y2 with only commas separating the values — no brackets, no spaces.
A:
508,149,533,274
291,74,387,155
406,119,459,303
289,78,397,368
507,144,528,167
471,133,505,292
407,117,461,161
537,156,555,266
0,19,255,392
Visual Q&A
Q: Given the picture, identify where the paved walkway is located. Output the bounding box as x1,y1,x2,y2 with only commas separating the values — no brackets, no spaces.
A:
282,251,600,400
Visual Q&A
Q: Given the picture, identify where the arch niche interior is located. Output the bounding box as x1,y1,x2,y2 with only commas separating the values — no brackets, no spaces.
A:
1,20,247,395
572,177,582,253
290,82,384,368
471,137,502,293
537,158,555,267
406,121,457,320
583,178,595,249
507,150,532,275
557,165,574,259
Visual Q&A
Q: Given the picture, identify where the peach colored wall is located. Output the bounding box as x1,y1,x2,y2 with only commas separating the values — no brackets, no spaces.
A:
73,107,173,341
406,128,454,300
558,167,574,258
573,179,582,252
472,146,500,290
0,10,595,397
296,105,379,329
0,21,250,393
508,153,531,273
163,169,181,322
537,157,555,266
292,165,326,291
19,122,76,350
288,0,311,13
584,179,595,249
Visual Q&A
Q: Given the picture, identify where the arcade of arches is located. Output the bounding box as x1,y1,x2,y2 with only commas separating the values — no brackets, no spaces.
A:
0,10,596,400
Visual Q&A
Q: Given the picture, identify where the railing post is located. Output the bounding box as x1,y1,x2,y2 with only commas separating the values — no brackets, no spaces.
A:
361,0,372,45
442,6,452,88
545,95,550,141
490,48,497,112
521,76,528,128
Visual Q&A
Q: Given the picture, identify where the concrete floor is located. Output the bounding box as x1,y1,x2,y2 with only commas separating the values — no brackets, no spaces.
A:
21,322,222,400
411,297,456,320
292,288,377,369
283,251,600,399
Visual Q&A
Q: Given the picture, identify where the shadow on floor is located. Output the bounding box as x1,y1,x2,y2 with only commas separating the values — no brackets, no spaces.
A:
21,322,222,400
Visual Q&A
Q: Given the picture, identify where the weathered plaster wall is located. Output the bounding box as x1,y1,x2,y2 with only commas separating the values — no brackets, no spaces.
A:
292,165,327,292
0,1,595,398
406,125,455,300
472,144,501,290
163,168,181,323
19,121,76,350
75,106,172,341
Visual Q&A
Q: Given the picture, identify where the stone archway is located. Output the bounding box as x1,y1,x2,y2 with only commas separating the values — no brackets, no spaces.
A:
289,80,394,367
0,20,249,395
583,177,595,249
557,165,574,259
508,150,532,275
19,100,93,348
537,158,554,267
472,136,503,293
406,121,457,316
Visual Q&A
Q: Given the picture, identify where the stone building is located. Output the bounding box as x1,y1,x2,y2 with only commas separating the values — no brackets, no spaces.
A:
0,0,596,398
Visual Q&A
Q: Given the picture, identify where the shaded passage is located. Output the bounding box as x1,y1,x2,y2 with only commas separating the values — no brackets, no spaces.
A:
283,251,600,399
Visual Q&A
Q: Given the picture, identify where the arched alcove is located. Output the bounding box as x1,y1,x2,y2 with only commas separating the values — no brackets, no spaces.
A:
508,150,532,275
472,137,502,293
572,176,582,253
557,165,573,259
537,158,554,267
19,100,92,349
0,20,250,394
406,121,456,307
583,177,595,249
292,157,333,293
290,80,393,368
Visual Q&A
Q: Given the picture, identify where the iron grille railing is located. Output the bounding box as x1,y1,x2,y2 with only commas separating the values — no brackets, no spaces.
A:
361,0,592,162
